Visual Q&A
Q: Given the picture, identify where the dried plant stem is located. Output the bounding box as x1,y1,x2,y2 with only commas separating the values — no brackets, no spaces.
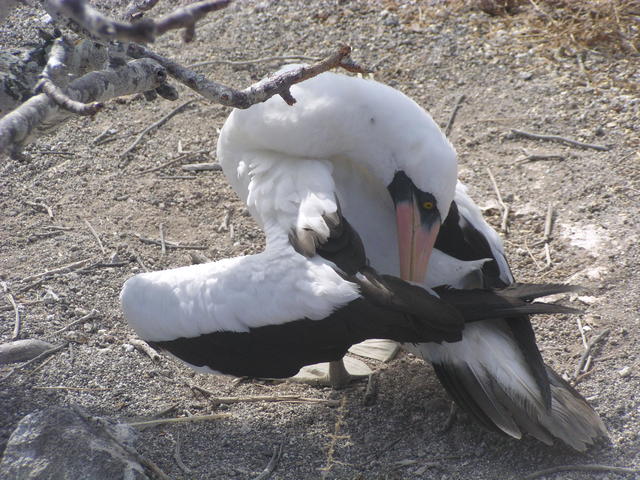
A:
524,464,639,480
511,129,610,151
127,414,230,428
486,167,510,234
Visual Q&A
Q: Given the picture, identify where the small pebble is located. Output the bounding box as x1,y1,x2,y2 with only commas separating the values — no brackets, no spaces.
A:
122,343,134,353
618,366,631,377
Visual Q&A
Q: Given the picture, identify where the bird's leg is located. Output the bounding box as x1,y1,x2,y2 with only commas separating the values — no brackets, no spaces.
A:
328,359,352,390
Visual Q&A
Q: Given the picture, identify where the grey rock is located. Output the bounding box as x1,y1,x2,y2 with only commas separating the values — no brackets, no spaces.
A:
0,339,55,364
0,406,150,480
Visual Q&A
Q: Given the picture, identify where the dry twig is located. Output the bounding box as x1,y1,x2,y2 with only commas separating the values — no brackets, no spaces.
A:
19,257,92,284
52,309,99,335
159,223,166,257
130,338,161,361
132,233,207,250
84,219,106,254
511,129,610,151
119,100,194,163
127,414,230,429
35,36,103,116
486,167,510,234
182,162,222,172
45,0,230,43
444,94,465,137
542,203,553,267
173,431,192,475
1,282,21,340
573,329,611,382
253,442,284,480
128,43,368,109
189,54,320,68
0,58,167,156
524,464,639,480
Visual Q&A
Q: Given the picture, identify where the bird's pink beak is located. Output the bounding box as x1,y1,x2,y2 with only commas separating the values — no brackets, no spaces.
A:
395,201,440,284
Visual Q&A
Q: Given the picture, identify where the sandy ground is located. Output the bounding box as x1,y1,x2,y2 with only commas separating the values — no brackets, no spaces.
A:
1,1,639,479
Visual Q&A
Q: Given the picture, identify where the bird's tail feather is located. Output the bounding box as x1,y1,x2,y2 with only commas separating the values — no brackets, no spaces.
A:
419,327,608,451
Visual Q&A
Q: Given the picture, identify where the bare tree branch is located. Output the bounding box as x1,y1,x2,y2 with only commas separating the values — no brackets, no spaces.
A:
125,0,161,21
128,43,368,109
34,36,104,115
44,0,231,44
154,0,232,42
0,58,166,156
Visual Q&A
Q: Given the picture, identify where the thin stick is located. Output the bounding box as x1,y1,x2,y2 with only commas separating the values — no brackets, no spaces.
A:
511,129,610,152
130,338,160,361
573,329,610,381
131,248,149,272
119,100,194,163
23,199,54,219
127,414,230,428
189,54,320,68
523,238,543,270
173,431,192,475
33,385,109,391
19,258,92,283
516,152,565,165
92,126,118,145
577,318,589,350
181,162,222,172
524,464,639,480
159,223,166,257
2,282,21,340
132,233,207,250
138,153,191,174
157,175,197,180
253,442,284,480
444,94,465,137
84,219,106,254
1,343,67,381
486,167,510,234
52,309,99,335
186,383,339,406
543,203,553,267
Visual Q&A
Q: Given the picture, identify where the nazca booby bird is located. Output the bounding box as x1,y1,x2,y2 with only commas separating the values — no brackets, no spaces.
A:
213,71,607,451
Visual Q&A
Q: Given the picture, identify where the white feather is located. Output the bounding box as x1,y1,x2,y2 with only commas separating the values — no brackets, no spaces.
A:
121,246,359,342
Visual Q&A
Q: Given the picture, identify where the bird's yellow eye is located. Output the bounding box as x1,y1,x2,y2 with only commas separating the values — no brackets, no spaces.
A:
422,201,434,210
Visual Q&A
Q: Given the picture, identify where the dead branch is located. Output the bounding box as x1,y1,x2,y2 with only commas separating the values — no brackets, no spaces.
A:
524,464,639,480
44,0,230,43
154,0,232,42
84,219,106,254
573,329,610,381
19,257,92,284
182,162,221,171
253,442,284,480
189,54,321,68
132,233,207,250
129,338,161,361
486,167,510,234
126,413,230,429
511,129,610,151
119,100,194,162
1,282,22,340
173,432,192,475
0,58,167,156
127,43,367,109
158,223,166,256
444,94,465,137
51,309,99,335
516,150,565,165
34,36,103,115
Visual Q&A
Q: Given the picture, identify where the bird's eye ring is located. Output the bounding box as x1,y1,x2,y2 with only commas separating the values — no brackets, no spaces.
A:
422,201,434,210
